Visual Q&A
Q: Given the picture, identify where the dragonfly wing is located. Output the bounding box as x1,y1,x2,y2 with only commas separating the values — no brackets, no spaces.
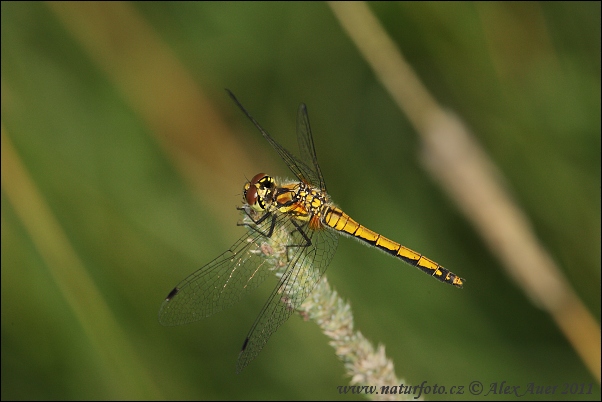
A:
296,103,326,191
158,212,286,326
226,89,319,187
235,220,339,373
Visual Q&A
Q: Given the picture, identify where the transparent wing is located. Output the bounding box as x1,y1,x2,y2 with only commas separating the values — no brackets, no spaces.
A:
158,210,289,326
236,220,339,373
296,103,327,191
226,89,322,188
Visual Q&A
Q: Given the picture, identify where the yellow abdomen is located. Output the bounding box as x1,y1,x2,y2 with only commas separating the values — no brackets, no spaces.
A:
323,207,464,288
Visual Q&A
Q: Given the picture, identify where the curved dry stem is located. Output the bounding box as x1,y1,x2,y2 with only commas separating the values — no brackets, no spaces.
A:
328,1,600,384
299,277,414,401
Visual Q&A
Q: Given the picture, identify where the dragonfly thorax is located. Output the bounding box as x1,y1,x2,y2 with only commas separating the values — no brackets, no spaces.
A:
244,173,276,212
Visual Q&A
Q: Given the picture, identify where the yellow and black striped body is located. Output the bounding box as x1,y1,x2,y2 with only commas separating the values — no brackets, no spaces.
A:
268,179,464,288
323,206,464,288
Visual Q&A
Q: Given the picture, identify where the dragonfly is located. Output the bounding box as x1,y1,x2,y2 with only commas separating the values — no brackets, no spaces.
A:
159,90,465,373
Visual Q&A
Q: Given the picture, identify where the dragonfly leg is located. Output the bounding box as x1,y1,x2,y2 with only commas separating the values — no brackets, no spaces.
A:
283,219,312,261
237,207,277,238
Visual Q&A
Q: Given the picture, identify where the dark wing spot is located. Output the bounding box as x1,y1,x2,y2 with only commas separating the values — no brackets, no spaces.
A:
165,287,180,301
241,337,250,352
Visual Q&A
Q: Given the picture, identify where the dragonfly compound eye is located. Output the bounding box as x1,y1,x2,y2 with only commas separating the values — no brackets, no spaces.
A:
244,173,276,211
250,172,268,185
244,184,259,206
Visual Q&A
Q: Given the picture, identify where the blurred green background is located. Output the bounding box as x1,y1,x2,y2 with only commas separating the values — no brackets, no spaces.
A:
1,2,600,400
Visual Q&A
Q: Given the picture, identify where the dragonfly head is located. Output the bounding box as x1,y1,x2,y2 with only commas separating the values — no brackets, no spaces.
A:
244,173,276,211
